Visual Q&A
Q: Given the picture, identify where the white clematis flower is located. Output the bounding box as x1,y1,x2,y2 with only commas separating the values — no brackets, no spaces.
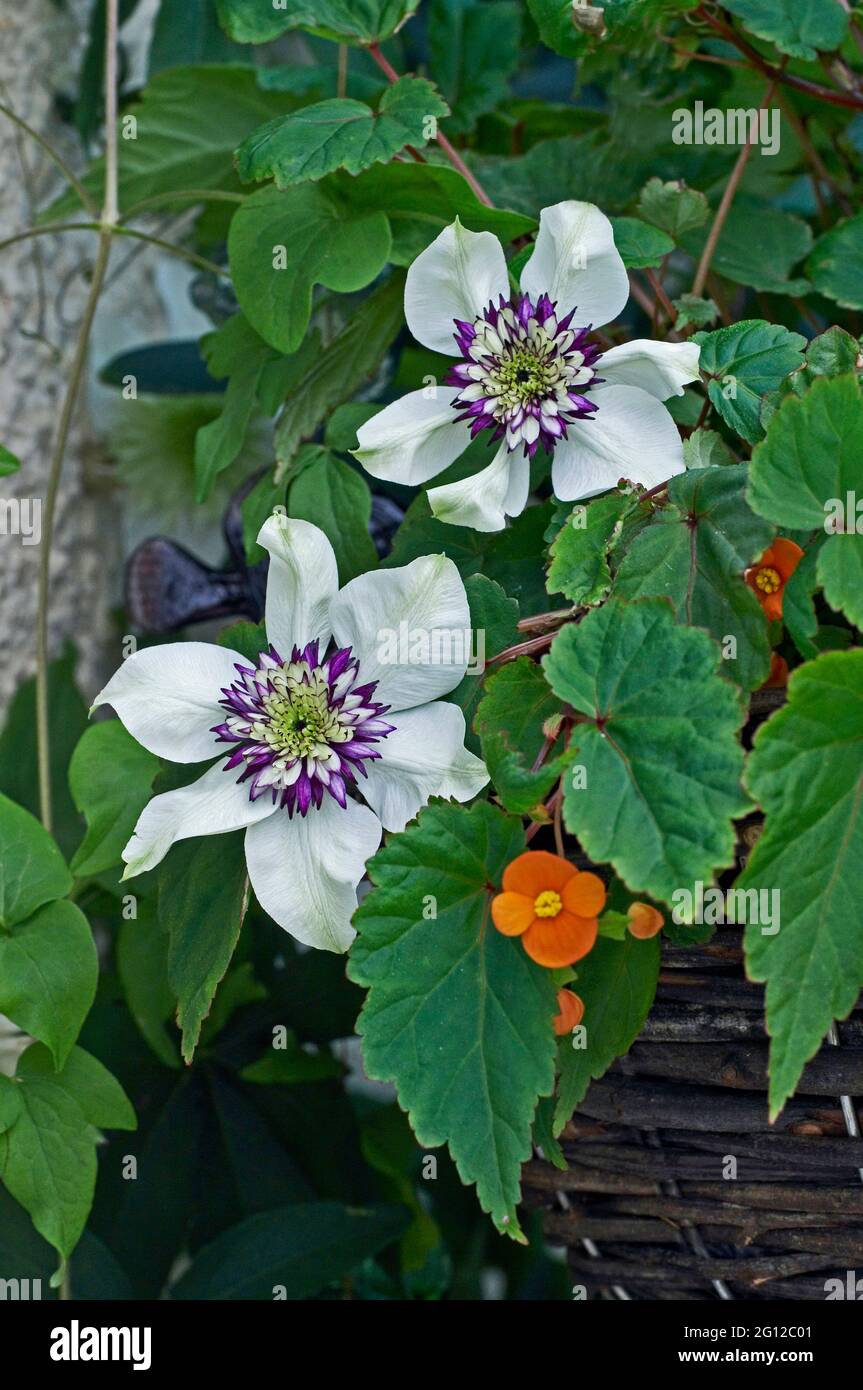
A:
353,200,701,532
93,515,488,953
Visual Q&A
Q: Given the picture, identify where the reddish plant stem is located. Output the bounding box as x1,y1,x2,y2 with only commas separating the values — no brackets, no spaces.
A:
487,631,556,666
696,6,863,111
368,43,494,206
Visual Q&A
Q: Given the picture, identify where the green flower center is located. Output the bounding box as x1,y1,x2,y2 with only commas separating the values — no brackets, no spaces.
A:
495,346,555,404
254,668,350,760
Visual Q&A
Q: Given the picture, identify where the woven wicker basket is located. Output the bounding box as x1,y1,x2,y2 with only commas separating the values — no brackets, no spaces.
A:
523,924,863,1300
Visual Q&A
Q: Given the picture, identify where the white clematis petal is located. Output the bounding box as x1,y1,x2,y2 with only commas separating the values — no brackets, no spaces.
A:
92,643,244,763
330,554,471,712
427,443,529,532
360,701,488,833
520,200,629,329
405,217,509,355
121,760,276,878
244,795,381,953
257,514,338,656
552,383,685,501
599,339,701,399
353,389,471,486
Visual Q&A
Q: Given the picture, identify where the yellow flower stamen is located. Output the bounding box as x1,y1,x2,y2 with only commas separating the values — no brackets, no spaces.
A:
754,565,781,595
534,889,563,918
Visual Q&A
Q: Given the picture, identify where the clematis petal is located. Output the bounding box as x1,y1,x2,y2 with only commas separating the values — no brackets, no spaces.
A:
257,513,338,657
502,849,577,896
92,642,246,763
551,383,685,501
359,701,488,832
520,200,629,329
354,389,471,486
404,217,509,354
244,795,382,953
491,891,536,937
599,339,701,399
121,760,276,877
428,444,530,533
522,911,598,968
330,554,471,712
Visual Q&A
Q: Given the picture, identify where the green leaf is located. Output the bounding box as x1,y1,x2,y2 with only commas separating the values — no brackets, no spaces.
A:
150,0,244,73
228,181,391,354
614,466,774,690
474,659,574,815
740,650,863,1117
117,906,180,1069
673,294,718,331
241,1038,343,1084
553,934,660,1134
636,177,708,237
610,216,674,269
193,313,281,503
546,492,634,606
172,1200,410,1298
428,0,521,133
0,444,20,476
721,0,847,61
526,0,583,57
43,65,294,220
69,723,160,878
287,450,378,584
216,0,420,45
158,830,249,1063
445,575,520,752
0,794,71,929
335,161,534,265
543,598,748,905
349,800,557,1237
682,204,812,296
747,373,863,632
683,427,735,469
807,213,863,311
694,318,807,444
0,902,97,1069
236,77,448,188
272,273,404,473
0,1044,134,1261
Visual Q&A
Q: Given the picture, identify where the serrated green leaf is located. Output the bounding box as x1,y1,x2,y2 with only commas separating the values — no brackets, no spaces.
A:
611,215,674,268
273,273,404,474
682,204,812,296
673,294,718,330
637,177,708,237
216,0,420,45
474,658,574,815
683,427,735,469
546,492,633,606
721,0,847,61
349,800,557,1237
747,373,863,632
543,598,748,905
553,934,660,1134
807,213,863,311
69,722,160,877
228,181,391,354
0,794,72,929
741,650,863,1117
694,319,806,444
236,77,448,188
614,466,774,690
0,902,97,1069
526,0,584,57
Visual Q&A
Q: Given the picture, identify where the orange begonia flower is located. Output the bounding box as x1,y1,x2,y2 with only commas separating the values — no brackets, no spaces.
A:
627,902,664,939
553,988,585,1035
491,849,605,968
745,538,803,622
762,651,789,689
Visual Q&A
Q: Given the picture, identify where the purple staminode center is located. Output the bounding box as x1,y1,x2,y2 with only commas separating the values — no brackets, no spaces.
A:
446,291,603,457
211,641,394,816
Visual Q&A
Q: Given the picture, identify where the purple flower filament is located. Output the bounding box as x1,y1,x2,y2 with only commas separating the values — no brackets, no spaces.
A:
212,642,394,816
447,292,603,457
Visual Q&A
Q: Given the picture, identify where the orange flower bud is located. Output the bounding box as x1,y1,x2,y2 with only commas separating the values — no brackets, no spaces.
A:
627,901,664,939
553,988,585,1035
